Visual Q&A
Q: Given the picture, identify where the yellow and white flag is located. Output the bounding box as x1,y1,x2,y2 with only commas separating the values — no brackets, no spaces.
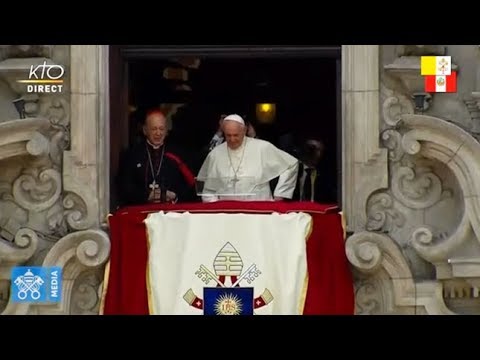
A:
421,56,451,76
145,211,312,315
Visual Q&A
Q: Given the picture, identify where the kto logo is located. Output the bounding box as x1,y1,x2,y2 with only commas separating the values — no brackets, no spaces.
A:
11,266,62,303
17,61,64,94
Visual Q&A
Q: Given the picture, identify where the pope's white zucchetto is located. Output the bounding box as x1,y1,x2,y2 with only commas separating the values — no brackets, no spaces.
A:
223,114,245,126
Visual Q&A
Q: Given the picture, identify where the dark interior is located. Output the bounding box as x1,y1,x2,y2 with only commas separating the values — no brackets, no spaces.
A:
129,58,336,160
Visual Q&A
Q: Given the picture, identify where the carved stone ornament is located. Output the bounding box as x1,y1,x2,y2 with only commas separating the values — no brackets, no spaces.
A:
2,229,110,315
391,164,451,210
0,118,50,161
394,114,480,266
346,231,454,314
381,84,414,128
382,129,405,162
0,45,104,315
366,192,405,232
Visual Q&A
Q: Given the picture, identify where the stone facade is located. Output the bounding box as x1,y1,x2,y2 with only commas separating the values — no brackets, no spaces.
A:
0,45,478,314
346,45,480,314
0,45,109,314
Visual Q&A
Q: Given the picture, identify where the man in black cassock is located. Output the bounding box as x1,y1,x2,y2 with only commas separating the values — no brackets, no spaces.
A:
116,109,197,206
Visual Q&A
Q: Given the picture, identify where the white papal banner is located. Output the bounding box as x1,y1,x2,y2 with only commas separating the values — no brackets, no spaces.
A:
145,211,312,315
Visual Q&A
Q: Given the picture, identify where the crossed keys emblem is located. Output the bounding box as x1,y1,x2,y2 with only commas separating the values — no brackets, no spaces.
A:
13,269,44,300
183,242,274,312
438,57,449,75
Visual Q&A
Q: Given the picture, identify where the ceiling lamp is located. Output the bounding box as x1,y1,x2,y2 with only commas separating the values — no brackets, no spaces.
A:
256,103,276,124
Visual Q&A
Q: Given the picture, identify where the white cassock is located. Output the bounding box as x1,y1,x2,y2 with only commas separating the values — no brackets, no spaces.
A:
197,137,299,202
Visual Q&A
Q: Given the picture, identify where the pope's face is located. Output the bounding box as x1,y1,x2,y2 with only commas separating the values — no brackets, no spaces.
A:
143,113,167,147
223,121,246,150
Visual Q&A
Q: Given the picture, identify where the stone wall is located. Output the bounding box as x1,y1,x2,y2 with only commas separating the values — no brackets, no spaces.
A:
0,45,109,315
346,45,480,314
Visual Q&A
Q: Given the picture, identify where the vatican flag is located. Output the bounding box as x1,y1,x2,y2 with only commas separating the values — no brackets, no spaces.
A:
421,56,451,76
145,211,312,315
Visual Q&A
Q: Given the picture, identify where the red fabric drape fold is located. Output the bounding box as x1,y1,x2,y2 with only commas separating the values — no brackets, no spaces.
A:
103,201,354,315
165,152,196,187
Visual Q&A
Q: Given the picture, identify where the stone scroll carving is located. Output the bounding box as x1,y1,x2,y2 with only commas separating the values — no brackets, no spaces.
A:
2,228,110,315
12,168,62,212
0,164,99,314
39,229,110,315
390,164,451,210
1,164,97,244
366,193,405,232
70,270,104,315
346,231,454,315
394,114,480,264
0,227,39,314
0,228,39,273
39,97,71,167
346,231,414,314
365,156,452,234
367,109,455,236
381,85,414,128
7,96,71,168
0,118,51,161
362,111,480,314
363,84,417,233
0,45,104,315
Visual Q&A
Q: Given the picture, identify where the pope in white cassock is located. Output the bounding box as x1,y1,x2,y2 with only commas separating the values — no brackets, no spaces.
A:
197,114,299,202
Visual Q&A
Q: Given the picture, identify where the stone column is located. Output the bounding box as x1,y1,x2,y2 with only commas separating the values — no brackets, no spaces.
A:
342,45,388,232
64,45,110,230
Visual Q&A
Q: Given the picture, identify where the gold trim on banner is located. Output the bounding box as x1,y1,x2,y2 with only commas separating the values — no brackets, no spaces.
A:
144,215,155,315
339,211,347,241
298,215,313,315
98,260,111,315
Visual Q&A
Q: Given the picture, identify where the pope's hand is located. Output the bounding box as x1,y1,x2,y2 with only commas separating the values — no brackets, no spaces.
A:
274,196,284,201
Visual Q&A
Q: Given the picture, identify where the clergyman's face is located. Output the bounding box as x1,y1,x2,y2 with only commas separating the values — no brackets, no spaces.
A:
222,120,246,150
143,112,167,147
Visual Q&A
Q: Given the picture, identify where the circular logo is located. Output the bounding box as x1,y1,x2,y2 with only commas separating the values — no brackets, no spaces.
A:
214,293,243,315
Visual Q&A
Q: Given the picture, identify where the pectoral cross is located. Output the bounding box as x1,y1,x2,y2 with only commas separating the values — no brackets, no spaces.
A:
230,175,239,193
149,181,159,190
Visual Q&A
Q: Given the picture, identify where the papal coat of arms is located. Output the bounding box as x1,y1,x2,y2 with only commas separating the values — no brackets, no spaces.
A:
438,57,449,75
183,242,273,315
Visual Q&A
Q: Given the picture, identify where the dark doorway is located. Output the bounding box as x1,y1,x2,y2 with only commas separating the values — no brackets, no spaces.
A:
109,46,341,210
